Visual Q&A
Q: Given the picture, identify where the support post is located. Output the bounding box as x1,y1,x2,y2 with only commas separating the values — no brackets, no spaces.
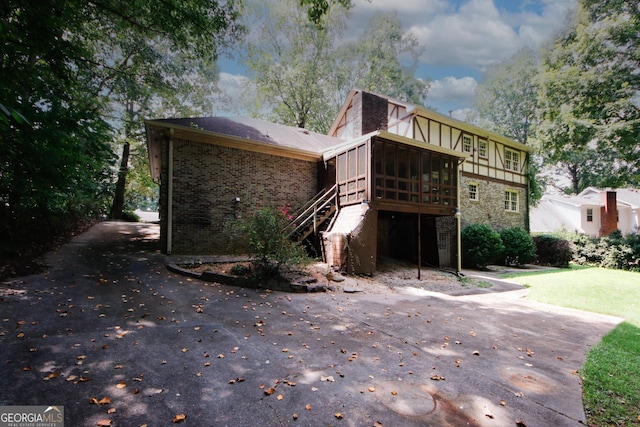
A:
418,211,421,280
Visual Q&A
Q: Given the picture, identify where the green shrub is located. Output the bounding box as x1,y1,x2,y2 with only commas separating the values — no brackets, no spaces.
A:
462,223,504,269
566,230,640,272
120,210,140,222
533,235,572,268
500,227,536,266
242,206,309,279
568,233,604,265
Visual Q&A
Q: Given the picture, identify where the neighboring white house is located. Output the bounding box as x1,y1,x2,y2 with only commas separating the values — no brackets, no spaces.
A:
530,187,640,237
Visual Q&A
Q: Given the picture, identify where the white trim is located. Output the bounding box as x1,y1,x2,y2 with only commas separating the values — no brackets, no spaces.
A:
505,189,519,212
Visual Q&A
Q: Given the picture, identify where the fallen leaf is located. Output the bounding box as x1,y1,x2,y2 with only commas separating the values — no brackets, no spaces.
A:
500,400,506,406
473,350,480,356
98,397,111,405
368,387,376,392
264,387,276,396
515,419,527,427
97,420,111,426
172,413,186,423
430,375,445,381
276,394,284,400
320,375,334,382
116,381,126,389
390,391,398,396
334,413,343,419
292,413,298,420
89,397,99,405
107,408,116,414
305,404,312,411
44,371,60,380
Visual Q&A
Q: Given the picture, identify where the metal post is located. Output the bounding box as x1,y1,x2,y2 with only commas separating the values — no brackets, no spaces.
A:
418,211,421,280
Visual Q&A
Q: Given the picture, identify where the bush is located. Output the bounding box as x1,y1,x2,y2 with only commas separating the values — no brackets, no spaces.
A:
533,235,572,268
568,233,604,265
462,223,504,269
242,206,309,279
565,230,640,272
500,227,536,266
120,210,140,222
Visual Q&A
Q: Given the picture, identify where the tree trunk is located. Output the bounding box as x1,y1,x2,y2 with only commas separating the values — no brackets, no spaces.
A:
110,141,130,219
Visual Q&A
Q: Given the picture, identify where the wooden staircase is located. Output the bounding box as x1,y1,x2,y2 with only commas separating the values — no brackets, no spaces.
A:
284,184,338,244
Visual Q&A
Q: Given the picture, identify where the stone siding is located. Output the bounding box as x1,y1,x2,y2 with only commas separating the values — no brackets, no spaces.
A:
166,138,319,254
459,174,526,231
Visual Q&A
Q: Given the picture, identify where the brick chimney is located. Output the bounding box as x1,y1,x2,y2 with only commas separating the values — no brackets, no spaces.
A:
352,91,388,138
599,191,618,237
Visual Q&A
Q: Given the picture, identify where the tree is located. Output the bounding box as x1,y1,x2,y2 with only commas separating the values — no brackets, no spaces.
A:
299,0,352,28
244,0,344,132
473,46,543,204
1,0,243,252
343,12,429,105
537,0,640,193
244,1,429,133
474,46,539,145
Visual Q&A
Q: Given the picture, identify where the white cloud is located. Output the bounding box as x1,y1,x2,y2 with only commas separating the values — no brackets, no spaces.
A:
414,0,518,69
428,76,478,104
451,108,475,121
215,73,255,114
348,0,578,70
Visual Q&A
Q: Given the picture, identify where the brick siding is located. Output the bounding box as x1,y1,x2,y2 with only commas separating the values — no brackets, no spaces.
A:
164,138,319,254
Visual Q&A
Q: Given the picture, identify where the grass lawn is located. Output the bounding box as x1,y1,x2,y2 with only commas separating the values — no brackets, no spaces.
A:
503,266,640,426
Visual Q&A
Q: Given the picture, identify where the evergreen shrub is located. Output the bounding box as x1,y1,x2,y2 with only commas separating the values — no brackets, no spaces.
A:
533,235,572,268
462,223,504,269
500,227,536,266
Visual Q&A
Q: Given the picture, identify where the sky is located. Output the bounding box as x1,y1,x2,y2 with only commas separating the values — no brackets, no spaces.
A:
216,0,578,120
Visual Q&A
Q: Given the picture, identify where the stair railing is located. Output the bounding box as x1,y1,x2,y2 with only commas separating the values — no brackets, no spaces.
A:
284,184,338,239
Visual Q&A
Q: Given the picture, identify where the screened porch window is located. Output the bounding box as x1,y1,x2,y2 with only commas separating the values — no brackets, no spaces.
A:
374,139,457,208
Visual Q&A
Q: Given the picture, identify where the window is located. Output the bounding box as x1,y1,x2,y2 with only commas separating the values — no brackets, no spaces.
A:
478,139,488,158
505,148,520,172
587,208,593,222
469,183,478,201
374,139,458,207
463,135,472,153
505,190,519,212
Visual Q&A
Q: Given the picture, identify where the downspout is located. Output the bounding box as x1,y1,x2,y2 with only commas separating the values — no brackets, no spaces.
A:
525,152,531,233
456,158,465,273
167,129,174,255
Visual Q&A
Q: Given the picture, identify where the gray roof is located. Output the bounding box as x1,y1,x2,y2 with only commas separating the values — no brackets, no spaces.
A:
154,116,342,154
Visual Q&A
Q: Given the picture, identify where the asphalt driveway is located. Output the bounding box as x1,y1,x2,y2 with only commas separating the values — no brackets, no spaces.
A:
0,222,621,426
